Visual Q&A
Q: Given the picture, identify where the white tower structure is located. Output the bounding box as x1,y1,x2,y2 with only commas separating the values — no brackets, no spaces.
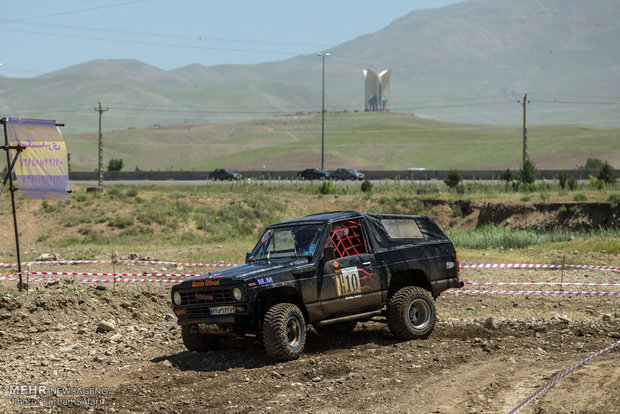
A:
363,69,391,112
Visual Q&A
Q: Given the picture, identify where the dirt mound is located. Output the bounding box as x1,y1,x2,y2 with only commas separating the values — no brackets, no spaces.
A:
429,200,620,231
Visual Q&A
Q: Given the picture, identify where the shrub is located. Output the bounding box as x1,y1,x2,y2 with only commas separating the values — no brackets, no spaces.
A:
518,158,537,184
37,231,50,242
108,215,134,229
589,175,605,190
499,169,513,192
444,169,462,189
361,178,373,193
557,172,568,190
567,176,578,191
107,158,124,171
573,193,587,202
580,158,605,170
126,189,139,197
318,180,334,195
598,162,616,186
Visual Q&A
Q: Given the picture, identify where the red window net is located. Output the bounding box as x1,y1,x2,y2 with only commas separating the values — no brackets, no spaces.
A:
330,221,369,258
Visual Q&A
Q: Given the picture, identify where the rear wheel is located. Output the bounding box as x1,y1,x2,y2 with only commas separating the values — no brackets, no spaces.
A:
386,286,436,340
263,303,306,361
181,325,219,352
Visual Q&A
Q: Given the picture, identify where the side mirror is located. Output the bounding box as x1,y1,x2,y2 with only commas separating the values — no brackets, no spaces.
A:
245,252,251,262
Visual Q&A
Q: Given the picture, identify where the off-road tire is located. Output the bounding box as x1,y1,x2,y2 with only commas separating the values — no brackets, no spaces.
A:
263,303,306,361
181,325,218,352
386,286,436,340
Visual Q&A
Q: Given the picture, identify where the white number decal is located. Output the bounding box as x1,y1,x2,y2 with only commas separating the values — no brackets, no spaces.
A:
336,267,361,296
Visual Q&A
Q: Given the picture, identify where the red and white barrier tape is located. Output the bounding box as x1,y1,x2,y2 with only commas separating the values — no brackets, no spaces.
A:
112,259,237,267
509,339,620,414
2,260,617,272
0,275,182,284
460,263,620,271
445,289,620,297
28,271,198,278
464,281,620,287
0,259,237,268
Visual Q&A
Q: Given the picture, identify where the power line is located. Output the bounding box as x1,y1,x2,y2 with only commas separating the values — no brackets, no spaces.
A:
0,0,150,24
3,27,302,56
1,20,331,49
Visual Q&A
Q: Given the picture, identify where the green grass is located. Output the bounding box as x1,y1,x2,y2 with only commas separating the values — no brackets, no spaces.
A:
447,224,620,253
63,112,620,172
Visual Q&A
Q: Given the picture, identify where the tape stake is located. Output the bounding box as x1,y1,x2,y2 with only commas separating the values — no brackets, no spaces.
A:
509,339,620,414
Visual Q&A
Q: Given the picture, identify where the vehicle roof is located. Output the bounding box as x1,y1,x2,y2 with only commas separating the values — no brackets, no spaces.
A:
270,211,428,227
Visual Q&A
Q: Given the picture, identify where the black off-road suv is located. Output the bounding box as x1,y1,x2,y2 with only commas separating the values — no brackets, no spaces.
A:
171,211,462,360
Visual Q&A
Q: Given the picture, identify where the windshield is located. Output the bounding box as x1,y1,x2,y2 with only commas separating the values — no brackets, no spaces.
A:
249,224,323,261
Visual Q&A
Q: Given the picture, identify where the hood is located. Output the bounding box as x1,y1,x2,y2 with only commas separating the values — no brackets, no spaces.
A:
175,259,307,287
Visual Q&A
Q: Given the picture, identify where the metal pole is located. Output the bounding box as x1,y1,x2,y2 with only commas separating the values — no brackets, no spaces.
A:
317,52,330,171
2,119,23,290
95,103,108,187
320,54,325,170
522,93,527,167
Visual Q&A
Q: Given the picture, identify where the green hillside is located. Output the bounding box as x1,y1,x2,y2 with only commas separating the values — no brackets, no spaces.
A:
64,112,620,172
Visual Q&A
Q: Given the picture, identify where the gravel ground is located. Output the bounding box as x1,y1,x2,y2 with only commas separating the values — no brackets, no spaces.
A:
0,262,619,414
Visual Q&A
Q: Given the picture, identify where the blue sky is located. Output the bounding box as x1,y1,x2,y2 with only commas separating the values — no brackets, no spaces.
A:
2,0,462,78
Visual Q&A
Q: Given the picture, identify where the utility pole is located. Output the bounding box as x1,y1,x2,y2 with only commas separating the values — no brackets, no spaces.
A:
518,94,530,167
94,103,109,187
317,52,331,170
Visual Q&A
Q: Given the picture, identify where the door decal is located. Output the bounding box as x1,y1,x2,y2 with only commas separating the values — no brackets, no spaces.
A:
335,266,361,296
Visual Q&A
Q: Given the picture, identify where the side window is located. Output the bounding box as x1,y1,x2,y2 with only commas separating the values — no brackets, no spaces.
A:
329,220,369,258
380,218,423,239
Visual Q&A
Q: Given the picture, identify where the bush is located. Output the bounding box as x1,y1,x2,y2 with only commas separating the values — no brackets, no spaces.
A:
108,215,134,229
573,193,587,202
518,158,537,184
557,172,568,190
589,175,605,190
580,158,605,170
361,179,373,193
499,169,513,192
444,169,462,189
567,176,578,191
318,180,334,195
598,161,616,186
107,158,124,171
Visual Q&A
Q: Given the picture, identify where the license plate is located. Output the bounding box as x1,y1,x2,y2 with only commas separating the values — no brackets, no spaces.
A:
209,306,235,315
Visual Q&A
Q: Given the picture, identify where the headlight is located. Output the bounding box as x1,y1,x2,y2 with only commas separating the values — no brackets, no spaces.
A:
232,287,243,301
173,291,182,306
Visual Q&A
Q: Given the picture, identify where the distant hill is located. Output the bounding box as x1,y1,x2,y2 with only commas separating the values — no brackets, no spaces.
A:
1,0,618,132
64,112,620,172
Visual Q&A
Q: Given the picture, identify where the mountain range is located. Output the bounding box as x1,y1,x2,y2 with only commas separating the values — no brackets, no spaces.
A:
1,0,619,133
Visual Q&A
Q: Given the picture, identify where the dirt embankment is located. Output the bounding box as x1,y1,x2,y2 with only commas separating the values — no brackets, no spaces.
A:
427,200,620,231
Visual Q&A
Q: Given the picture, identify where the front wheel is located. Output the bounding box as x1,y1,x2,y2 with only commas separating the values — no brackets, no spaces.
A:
263,303,306,361
386,286,436,340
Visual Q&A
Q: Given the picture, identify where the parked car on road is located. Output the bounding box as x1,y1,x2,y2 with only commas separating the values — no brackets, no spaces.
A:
299,168,331,181
331,168,365,181
209,168,242,181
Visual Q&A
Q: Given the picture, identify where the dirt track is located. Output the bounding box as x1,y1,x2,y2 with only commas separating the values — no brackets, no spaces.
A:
1,265,619,414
